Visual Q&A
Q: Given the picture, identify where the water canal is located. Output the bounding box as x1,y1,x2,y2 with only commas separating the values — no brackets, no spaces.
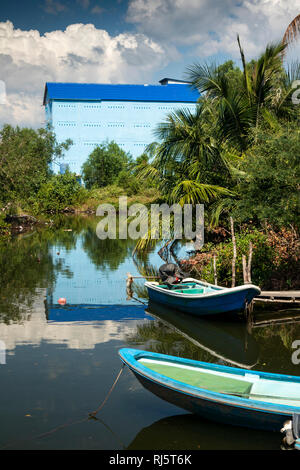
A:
0,216,299,450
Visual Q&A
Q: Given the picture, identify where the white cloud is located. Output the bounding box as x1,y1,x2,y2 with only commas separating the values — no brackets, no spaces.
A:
127,0,300,59
0,21,168,127
2,2,300,128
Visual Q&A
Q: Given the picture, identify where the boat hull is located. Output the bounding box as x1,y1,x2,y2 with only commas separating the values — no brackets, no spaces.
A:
133,370,287,432
119,348,300,432
146,280,260,316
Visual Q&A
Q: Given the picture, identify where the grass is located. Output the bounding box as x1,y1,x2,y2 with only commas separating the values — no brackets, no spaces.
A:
75,185,160,212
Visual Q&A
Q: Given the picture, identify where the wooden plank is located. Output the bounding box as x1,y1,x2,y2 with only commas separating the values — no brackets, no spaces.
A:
259,291,300,299
255,298,300,304
256,297,300,303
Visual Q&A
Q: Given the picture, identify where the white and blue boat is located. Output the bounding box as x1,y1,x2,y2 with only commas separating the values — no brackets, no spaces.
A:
145,278,261,316
119,348,300,432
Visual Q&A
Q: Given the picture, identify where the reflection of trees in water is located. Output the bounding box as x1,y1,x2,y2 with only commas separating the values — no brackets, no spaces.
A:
0,232,57,323
0,216,95,324
46,214,96,251
133,241,160,273
126,312,300,375
82,226,136,272
250,321,300,375
126,319,214,363
131,282,148,300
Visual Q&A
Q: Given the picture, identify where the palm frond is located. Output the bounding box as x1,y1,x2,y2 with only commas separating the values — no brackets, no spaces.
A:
237,34,252,101
210,197,238,227
187,62,231,100
283,14,300,49
170,180,233,206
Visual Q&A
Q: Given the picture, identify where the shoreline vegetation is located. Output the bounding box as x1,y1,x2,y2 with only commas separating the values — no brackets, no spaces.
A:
0,36,299,292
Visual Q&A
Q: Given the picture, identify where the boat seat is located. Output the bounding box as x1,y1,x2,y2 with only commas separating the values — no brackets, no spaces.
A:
139,360,253,395
159,283,197,290
249,379,300,406
177,288,205,294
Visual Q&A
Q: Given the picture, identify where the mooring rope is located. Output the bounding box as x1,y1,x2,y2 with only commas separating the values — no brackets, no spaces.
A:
89,363,126,417
1,363,127,449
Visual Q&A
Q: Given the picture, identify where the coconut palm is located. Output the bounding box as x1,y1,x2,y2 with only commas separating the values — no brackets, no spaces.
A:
138,101,234,205
283,14,300,49
187,38,292,151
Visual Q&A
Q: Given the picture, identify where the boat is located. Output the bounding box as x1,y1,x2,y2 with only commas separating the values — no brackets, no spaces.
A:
119,348,300,432
145,278,261,316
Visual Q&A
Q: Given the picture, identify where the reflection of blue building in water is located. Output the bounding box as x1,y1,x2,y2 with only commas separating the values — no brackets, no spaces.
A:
43,78,200,175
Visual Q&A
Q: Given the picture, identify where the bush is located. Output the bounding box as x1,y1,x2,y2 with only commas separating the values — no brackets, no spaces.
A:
115,170,141,195
232,125,300,229
0,124,72,203
81,141,132,189
0,213,11,239
197,230,273,287
36,172,87,212
184,227,299,289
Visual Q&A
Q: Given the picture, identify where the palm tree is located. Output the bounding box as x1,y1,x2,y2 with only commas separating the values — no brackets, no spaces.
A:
138,101,234,206
187,38,292,151
283,14,300,49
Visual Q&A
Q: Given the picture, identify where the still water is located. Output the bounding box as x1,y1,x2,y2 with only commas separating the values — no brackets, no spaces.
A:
0,216,299,450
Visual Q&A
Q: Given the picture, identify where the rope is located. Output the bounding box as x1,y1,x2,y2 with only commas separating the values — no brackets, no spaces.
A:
89,363,126,417
1,363,126,449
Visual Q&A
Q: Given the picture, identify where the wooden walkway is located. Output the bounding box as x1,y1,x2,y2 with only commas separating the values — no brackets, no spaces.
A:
255,290,300,305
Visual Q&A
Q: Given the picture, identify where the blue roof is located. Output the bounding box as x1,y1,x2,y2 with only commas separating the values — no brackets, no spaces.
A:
43,82,199,104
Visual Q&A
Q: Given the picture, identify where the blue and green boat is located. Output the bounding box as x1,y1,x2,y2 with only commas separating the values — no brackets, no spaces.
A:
119,348,300,432
145,278,260,316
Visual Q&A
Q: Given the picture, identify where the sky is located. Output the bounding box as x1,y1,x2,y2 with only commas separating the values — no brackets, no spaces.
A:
0,0,300,127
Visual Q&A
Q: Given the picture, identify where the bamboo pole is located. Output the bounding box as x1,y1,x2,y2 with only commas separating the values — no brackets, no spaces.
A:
230,217,236,288
126,272,159,280
247,241,253,283
213,254,218,285
242,254,248,283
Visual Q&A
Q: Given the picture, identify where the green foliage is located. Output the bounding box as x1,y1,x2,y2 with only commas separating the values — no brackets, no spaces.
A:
138,103,235,209
199,230,275,287
188,226,299,290
0,213,11,240
0,124,72,203
81,141,132,189
36,171,87,212
148,39,300,231
232,125,300,228
115,169,141,195
215,60,244,92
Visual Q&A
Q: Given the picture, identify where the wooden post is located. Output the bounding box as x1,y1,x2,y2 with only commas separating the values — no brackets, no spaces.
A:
230,217,236,288
126,272,134,287
247,241,253,284
126,272,134,300
242,254,248,283
213,254,218,285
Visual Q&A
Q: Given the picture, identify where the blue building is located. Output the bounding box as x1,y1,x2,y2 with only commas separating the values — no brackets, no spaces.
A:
43,79,200,176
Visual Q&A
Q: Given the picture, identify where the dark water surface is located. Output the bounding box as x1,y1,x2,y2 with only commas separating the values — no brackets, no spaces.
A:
0,216,299,450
